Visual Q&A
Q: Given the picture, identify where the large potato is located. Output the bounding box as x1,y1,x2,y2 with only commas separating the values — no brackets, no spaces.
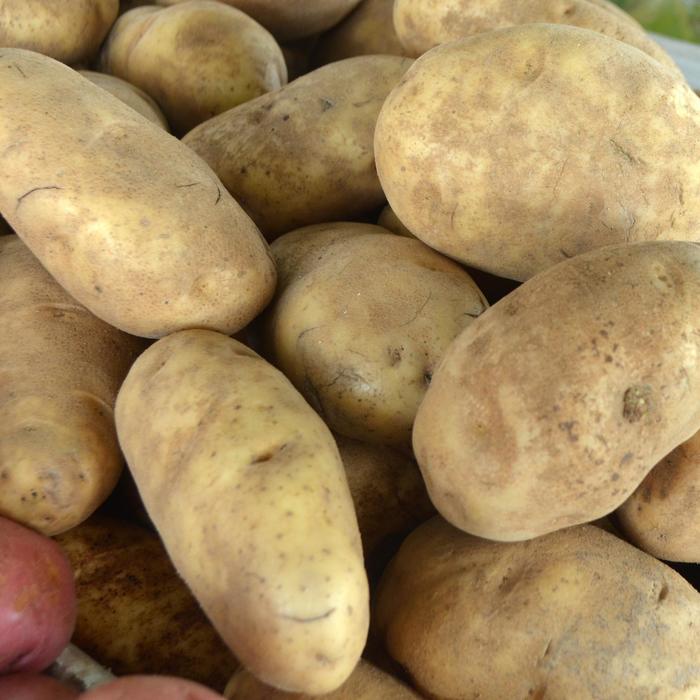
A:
184,56,413,240
115,330,369,694
413,242,700,542
0,0,118,65
0,49,275,339
55,516,237,691
375,518,700,700
0,236,143,534
262,223,487,446
617,430,700,563
375,24,700,281
102,2,287,135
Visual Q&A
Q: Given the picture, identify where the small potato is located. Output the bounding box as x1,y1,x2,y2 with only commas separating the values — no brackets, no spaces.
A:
101,2,287,135
0,674,79,700
0,0,118,65
262,223,487,446
184,56,413,240
375,519,700,699
80,676,225,700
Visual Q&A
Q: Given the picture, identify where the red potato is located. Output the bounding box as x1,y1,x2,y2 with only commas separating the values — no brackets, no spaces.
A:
0,517,76,673
0,673,79,699
79,676,226,700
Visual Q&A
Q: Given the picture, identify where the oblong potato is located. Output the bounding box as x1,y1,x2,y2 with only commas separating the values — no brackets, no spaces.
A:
184,56,413,240
375,24,700,281
262,223,487,446
375,518,700,700
413,242,700,542
55,516,238,691
115,330,369,695
0,235,143,534
0,49,275,339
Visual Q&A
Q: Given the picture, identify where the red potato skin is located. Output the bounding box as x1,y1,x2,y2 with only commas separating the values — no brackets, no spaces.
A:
79,676,226,700
0,517,76,673
0,673,80,699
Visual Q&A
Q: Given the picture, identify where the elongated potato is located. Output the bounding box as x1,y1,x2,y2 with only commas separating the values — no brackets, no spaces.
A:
0,236,143,534
0,49,275,338
413,242,700,542
115,330,369,695
375,519,700,700
375,24,700,281
184,56,413,240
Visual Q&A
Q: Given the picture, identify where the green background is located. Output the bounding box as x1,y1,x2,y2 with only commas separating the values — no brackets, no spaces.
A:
613,0,700,42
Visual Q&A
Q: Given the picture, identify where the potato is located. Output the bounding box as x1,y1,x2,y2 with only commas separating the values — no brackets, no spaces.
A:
262,223,487,446
54,516,237,691
78,71,169,130
375,24,700,282
80,676,225,700
617,429,700,563
413,241,700,542
115,330,369,694
0,49,275,338
375,518,700,700
225,660,423,699
0,516,76,673
183,56,413,240
0,0,118,65
0,674,79,700
0,236,143,534
101,2,287,136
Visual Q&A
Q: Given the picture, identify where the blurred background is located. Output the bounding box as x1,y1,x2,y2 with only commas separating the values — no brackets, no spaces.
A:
613,0,700,42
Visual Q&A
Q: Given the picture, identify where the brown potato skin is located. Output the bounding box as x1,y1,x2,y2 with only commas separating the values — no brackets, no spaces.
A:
375,24,700,282
183,56,413,240
617,430,700,563
413,242,700,542
375,519,700,700
0,236,144,535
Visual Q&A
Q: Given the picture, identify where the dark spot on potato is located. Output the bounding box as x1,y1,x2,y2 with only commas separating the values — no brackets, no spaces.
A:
558,421,579,443
282,114,290,121
423,370,433,386
94,285,102,293
605,354,613,363
658,584,669,602
623,385,653,423
320,98,334,111
611,472,620,481
16,184,62,209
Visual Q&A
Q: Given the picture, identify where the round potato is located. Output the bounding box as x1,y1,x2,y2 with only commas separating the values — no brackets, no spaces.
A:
183,55,413,240
262,223,487,446
115,330,369,695
0,0,118,65
0,674,79,700
375,518,700,699
375,24,700,281
617,430,700,563
0,49,275,338
80,676,225,700
101,2,287,135
413,242,700,542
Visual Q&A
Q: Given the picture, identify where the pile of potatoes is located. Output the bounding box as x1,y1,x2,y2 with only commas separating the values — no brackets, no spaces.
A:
0,0,699,698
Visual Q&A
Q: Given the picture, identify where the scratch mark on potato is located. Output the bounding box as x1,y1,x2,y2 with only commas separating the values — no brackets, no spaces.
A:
16,185,62,209
280,607,336,623
398,291,432,327
12,63,26,78
175,182,200,188
215,185,222,205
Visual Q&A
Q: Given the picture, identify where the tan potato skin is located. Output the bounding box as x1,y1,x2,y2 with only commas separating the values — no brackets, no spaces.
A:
375,519,700,700
0,0,118,65
262,223,488,446
0,50,275,339
54,516,238,691
101,2,287,136
115,330,369,695
375,24,700,282
617,430,700,563
0,236,144,535
413,242,700,542
183,56,413,240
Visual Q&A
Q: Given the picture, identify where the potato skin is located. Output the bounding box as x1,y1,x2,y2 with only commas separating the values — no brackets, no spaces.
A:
115,330,369,695
413,242,700,542
184,56,413,240
54,516,237,691
0,674,79,700
0,0,118,65
0,236,144,535
375,519,700,700
375,24,700,282
80,676,225,700
0,49,275,338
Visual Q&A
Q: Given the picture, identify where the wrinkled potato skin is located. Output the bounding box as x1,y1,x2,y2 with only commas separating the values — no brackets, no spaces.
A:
0,236,143,535
55,517,237,690
375,24,700,282
413,242,700,542
0,50,275,338
184,56,413,240
115,330,369,695
263,224,487,446
617,430,700,563
0,0,118,65
102,2,287,135
376,519,700,700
